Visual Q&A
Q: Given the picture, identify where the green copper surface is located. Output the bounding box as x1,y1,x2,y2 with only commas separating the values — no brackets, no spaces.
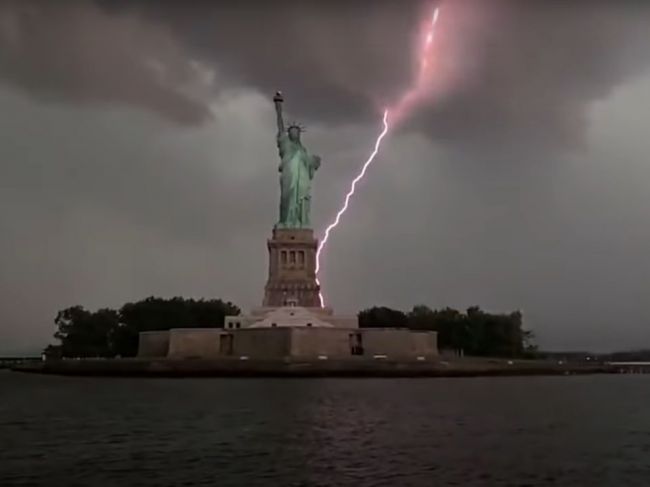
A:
273,91,321,229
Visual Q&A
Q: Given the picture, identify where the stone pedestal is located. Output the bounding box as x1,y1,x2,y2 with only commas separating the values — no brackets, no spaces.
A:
263,227,321,307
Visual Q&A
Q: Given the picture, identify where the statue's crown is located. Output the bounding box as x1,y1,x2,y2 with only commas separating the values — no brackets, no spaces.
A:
287,121,306,133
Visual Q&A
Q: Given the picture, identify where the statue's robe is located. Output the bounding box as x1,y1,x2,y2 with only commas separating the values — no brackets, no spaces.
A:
277,134,320,228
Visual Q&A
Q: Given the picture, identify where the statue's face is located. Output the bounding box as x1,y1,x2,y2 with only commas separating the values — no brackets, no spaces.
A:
288,127,301,142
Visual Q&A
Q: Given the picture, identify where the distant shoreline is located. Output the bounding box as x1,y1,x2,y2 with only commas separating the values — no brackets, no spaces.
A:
10,357,625,378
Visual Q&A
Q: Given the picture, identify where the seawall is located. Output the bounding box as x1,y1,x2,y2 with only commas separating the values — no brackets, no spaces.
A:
12,357,616,378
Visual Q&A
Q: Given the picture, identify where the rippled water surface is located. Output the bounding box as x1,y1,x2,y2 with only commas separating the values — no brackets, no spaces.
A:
2,372,650,486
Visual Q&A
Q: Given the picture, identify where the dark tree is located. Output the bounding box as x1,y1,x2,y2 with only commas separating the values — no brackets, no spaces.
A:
49,297,240,358
49,297,534,359
358,306,409,328
53,306,119,358
360,304,535,358
114,297,241,357
409,306,468,351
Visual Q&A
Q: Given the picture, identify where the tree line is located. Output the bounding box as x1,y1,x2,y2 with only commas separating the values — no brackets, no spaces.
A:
46,297,239,358
47,298,535,359
359,305,536,358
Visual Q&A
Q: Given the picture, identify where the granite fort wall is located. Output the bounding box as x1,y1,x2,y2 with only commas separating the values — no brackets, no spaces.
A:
360,329,438,358
231,328,292,358
410,331,438,357
168,329,223,359
138,331,170,358
138,327,438,360
290,328,352,358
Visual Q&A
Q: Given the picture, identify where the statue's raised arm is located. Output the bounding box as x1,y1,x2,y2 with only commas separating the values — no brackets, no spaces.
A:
273,91,285,138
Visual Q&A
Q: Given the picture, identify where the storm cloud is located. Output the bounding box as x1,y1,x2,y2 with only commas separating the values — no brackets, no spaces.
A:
0,0,212,124
2,1,650,149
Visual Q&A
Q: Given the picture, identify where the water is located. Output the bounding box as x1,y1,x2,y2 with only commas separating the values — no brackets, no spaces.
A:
1,371,650,486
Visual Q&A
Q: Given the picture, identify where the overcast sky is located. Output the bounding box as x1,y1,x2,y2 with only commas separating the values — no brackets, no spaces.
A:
1,0,650,354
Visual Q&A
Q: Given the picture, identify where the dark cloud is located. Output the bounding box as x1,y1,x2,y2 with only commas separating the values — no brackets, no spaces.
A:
2,1,650,151
412,1,650,152
0,0,211,125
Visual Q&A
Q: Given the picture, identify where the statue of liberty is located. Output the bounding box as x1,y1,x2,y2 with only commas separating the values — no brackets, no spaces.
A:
273,91,321,229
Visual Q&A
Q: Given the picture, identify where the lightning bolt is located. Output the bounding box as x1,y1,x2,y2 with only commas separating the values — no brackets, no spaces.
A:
316,5,442,307
314,110,389,303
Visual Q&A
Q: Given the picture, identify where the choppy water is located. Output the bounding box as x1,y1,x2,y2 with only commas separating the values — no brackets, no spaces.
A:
1,371,650,486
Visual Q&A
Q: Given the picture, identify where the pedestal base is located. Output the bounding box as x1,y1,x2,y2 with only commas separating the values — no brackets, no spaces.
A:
263,228,321,307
